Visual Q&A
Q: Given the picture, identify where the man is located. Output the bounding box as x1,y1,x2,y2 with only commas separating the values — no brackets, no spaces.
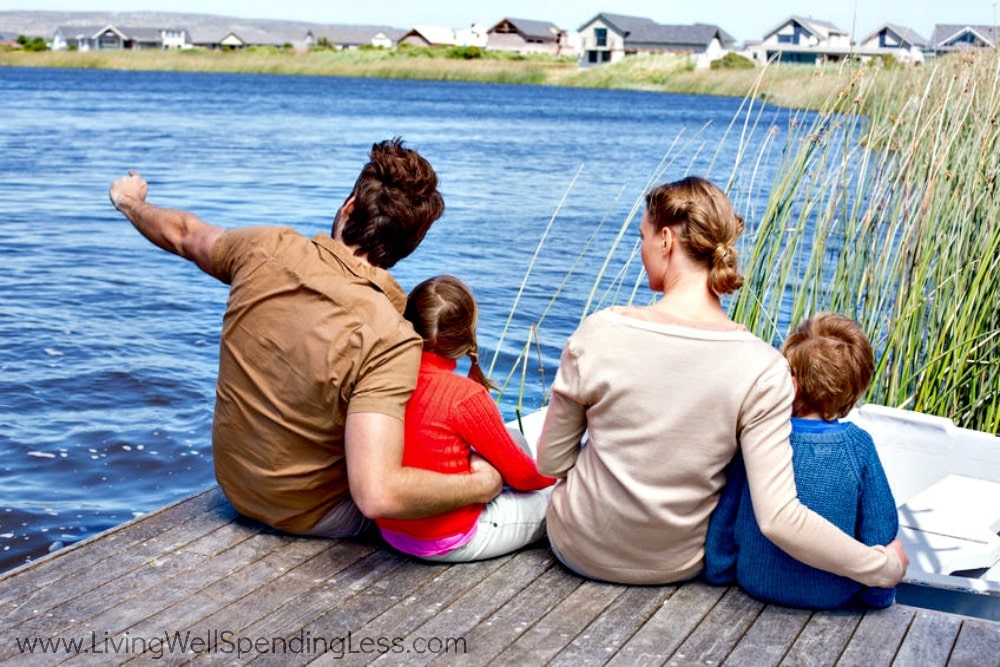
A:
109,138,501,537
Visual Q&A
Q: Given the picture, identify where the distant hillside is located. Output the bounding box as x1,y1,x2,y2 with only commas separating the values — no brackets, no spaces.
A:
0,10,404,40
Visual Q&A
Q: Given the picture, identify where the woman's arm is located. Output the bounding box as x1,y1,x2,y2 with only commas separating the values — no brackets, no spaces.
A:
537,342,588,478
740,368,906,589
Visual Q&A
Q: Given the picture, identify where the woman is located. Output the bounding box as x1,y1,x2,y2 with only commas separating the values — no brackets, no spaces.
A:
536,176,908,586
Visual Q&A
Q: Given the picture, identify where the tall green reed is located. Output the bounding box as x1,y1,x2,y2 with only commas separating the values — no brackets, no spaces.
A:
492,52,1000,434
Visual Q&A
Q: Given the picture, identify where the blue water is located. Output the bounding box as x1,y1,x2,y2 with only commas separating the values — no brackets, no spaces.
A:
0,67,795,573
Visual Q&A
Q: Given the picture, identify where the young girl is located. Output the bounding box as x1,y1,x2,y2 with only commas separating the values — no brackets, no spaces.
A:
376,275,556,562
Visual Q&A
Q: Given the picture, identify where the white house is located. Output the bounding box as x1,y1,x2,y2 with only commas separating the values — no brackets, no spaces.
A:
747,16,853,65
577,13,735,68
397,24,487,48
52,24,191,51
858,24,928,64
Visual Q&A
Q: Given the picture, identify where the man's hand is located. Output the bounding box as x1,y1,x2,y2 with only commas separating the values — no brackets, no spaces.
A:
109,170,148,211
469,453,503,503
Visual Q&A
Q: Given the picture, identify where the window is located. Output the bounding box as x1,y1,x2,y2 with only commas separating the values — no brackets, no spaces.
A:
595,28,607,48
588,50,598,63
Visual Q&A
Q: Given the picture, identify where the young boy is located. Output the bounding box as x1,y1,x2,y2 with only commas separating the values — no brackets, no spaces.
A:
704,313,898,608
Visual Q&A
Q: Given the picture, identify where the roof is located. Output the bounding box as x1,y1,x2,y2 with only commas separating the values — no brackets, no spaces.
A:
55,24,105,39
931,24,998,47
763,15,848,40
399,24,458,46
580,13,735,48
487,17,561,39
312,25,404,46
860,23,928,48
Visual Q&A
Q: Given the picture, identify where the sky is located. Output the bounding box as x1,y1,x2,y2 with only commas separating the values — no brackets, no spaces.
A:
7,0,1000,44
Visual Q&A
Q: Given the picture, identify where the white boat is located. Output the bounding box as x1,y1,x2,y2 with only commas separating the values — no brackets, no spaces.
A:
514,404,1000,620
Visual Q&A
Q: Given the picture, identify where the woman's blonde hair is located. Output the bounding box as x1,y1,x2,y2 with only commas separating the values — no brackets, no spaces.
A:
404,275,494,390
645,176,745,296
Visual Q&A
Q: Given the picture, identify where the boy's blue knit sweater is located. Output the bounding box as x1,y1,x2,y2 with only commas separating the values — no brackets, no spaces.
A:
704,418,898,609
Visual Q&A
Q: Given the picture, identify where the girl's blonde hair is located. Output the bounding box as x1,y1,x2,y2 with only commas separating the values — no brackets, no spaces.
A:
404,275,494,390
645,176,745,296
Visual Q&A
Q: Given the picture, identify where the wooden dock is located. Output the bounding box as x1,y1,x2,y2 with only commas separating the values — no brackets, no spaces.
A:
1,487,998,666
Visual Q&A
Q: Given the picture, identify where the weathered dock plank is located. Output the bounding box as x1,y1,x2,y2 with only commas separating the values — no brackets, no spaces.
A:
893,609,963,666
837,604,915,666
605,581,723,666
723,603,813,666
0,489,232,624
667,586,765,665
948,618,1000,666
1,487,998,667
491,578,627,665
545,585,676,667
365,549,553,667
779,609,862,666
429,561,583,666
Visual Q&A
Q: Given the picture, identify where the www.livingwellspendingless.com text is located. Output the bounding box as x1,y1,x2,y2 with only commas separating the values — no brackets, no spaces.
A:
13,628,468,660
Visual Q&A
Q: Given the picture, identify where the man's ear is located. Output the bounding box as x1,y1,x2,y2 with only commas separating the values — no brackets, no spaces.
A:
333,195,356,238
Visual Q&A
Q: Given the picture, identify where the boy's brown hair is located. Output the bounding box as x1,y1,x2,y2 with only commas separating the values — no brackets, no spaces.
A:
781,313,875,420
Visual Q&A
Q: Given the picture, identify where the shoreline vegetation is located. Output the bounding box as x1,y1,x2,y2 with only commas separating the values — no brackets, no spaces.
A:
0,46,902,110
5,47,999,433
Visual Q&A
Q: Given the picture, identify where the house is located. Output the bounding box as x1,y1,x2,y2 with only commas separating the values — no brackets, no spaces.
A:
52,25,103,50
858,24,928,64
51,24,191,51
486,17,566,56
193,26,314,50
577,13,735,68
311,25,404,49
930,24,998,53
747,16,853,65
397,24,487,48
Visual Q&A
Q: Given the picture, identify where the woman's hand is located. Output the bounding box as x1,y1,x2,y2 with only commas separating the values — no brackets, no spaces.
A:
887,538,910,582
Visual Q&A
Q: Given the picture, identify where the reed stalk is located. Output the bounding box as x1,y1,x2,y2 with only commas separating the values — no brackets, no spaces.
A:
496,51,1000,434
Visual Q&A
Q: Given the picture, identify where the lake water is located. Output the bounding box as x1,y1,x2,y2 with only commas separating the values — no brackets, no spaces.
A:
0,66,796,574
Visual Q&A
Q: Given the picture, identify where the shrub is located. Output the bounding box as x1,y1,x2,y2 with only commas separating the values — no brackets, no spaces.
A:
447,45,484,59
710,52,754,69
16,35,49,51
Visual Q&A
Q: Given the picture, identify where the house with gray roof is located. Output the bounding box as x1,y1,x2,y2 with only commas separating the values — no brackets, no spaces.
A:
930,24,998,53
486,17,567,56
578,13,735,68
858,24,928,64
311,25,404,49
52,24,190,50
747,15,855,64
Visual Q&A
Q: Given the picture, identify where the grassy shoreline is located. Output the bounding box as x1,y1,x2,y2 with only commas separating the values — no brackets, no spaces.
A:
0,47,882,110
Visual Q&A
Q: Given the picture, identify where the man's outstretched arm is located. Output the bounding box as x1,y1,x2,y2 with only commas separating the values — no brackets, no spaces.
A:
109,170,225,278
345,411,503,520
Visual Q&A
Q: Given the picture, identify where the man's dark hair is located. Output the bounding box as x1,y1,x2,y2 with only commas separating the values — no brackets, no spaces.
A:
340,138,445,269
